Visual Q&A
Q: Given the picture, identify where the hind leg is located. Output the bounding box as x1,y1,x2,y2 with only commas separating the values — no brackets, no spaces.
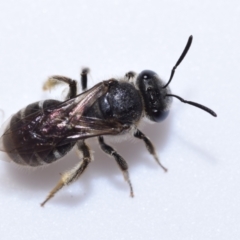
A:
43,67,90,98
43,75,77,99
40,140,91,207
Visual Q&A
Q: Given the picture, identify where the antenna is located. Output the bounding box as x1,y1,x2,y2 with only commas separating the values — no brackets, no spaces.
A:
163,35,193,88
166,94,217,117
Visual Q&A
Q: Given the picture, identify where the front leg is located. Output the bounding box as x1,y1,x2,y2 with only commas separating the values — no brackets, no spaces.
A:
125,71,136,81
98,136,134,197
134,129,168,172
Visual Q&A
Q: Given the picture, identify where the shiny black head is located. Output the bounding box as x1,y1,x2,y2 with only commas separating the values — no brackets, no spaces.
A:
136,36,217,121
136,70,171,122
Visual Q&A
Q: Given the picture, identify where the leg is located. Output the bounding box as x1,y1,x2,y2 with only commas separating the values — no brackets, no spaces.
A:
134,129,168,172
40,140,91,207
125,71,136,81
43,75,77,99
81,67,90,91
98,136,134,197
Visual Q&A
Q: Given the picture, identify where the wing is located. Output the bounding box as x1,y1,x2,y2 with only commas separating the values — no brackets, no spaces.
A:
64,116,128,141
0,79,127,160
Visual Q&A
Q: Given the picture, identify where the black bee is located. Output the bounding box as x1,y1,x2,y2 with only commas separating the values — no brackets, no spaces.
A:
0,36,217,206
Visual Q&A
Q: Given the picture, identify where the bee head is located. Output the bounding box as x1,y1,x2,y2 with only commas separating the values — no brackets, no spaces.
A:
135,36,217,121
136,70,172,122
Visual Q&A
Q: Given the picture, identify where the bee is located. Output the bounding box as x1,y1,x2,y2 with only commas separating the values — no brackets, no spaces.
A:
0,36,217,206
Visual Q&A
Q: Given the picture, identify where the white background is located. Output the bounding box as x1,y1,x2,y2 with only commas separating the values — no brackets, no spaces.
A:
0,1,239,240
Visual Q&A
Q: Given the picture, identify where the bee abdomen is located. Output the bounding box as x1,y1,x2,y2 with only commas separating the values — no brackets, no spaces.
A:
2,100,75,167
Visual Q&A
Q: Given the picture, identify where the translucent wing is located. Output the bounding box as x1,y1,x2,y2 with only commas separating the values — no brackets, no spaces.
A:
0,79,126,164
